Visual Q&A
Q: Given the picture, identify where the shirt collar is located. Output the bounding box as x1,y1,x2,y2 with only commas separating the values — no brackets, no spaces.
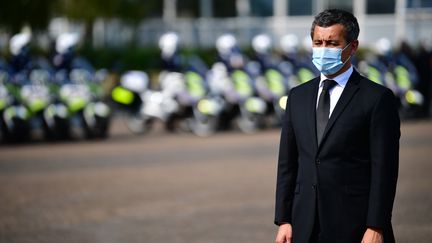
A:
319,66,353,88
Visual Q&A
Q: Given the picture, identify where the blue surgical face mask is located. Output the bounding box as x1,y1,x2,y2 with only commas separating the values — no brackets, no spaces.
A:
312,43,351,75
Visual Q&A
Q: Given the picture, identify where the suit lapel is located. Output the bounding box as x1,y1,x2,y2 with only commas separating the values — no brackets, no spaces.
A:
318,69,361,149
308,77,320,150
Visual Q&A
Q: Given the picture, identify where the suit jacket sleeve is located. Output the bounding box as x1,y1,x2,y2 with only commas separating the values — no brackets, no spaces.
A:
367,88,400,228
274,89,299,225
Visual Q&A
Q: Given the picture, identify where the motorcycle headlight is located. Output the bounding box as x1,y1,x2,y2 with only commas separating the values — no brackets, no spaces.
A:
278,95,288,110
94,102,111,117
245,97,266,114
47,104,68,119
16,106,30,120
405,90,424,105
197,99,219,115
56,104,69,118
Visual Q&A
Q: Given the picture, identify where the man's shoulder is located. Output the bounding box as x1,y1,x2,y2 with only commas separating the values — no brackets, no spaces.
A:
356,72,394,96
290,77,319,96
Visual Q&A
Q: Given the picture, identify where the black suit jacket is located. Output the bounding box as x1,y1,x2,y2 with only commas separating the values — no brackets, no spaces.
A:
274,69,400,243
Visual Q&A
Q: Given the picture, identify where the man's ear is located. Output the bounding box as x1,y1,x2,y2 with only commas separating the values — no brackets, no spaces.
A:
351,40,359,54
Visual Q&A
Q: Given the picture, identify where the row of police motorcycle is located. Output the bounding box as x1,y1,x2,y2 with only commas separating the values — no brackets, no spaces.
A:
111,33,425,137
356,38,425,118
2,32,423,142
0,32,111,143
111,33,316,137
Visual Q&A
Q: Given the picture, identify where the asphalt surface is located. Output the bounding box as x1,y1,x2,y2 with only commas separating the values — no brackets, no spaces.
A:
0,119,431,243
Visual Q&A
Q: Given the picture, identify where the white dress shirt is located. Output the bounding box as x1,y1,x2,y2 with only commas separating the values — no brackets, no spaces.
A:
316,66,353,117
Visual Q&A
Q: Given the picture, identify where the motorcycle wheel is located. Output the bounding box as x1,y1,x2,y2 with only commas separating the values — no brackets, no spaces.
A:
189,115,218,137
235,113,263,134
124,113,151,135
0,122,4,143
4,118,30,143
88,116,110,139
50,117,71,140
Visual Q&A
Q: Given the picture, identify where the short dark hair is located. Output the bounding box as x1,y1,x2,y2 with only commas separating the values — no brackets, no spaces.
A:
310,9,360,43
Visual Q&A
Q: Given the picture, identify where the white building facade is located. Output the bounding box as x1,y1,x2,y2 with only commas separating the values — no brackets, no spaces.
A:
48,0,432,49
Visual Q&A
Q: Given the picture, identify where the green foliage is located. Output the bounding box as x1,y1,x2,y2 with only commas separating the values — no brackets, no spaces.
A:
80,44,162,72
59,0,117,21
116,1,163,22
213,0,236,17
0,0,163,34
59,0,162,23
177,0,199,18
0,0,55,32
79,44,219,73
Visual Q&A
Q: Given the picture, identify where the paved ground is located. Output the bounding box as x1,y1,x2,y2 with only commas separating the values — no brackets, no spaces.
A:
0,119,431,243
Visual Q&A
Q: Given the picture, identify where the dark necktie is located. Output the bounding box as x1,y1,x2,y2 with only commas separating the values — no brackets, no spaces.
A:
316,79,337,144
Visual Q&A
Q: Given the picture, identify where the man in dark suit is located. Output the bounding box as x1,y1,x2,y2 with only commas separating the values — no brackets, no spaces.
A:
274,9,400,243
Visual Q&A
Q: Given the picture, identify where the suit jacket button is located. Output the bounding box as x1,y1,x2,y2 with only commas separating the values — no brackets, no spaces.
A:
315,159,320,165
312,184,317,189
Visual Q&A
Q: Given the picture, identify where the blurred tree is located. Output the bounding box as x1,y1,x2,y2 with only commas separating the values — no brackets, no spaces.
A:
58,0,118,43
113,0,163,22
250,0,273,17
0,0,55,32
114,0,162,46
178,0,199,18
58,0,162,45
213,0,236,17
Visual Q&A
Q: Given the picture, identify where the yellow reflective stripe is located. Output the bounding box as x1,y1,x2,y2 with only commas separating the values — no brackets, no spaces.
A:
68,98,87,113
28,99,48,113
367,67,383,85
394,65,411,90
297,68,314,84
112,86,135,105
0,99,6,110
232,70,253,97
265,69,285,96
185,71,206,98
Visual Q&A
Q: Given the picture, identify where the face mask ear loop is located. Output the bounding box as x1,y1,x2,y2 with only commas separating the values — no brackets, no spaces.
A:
342,54,351,66
342,42,352,52
341,42,352,66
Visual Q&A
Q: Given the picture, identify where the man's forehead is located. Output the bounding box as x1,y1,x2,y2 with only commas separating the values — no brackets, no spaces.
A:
313,24,346,40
